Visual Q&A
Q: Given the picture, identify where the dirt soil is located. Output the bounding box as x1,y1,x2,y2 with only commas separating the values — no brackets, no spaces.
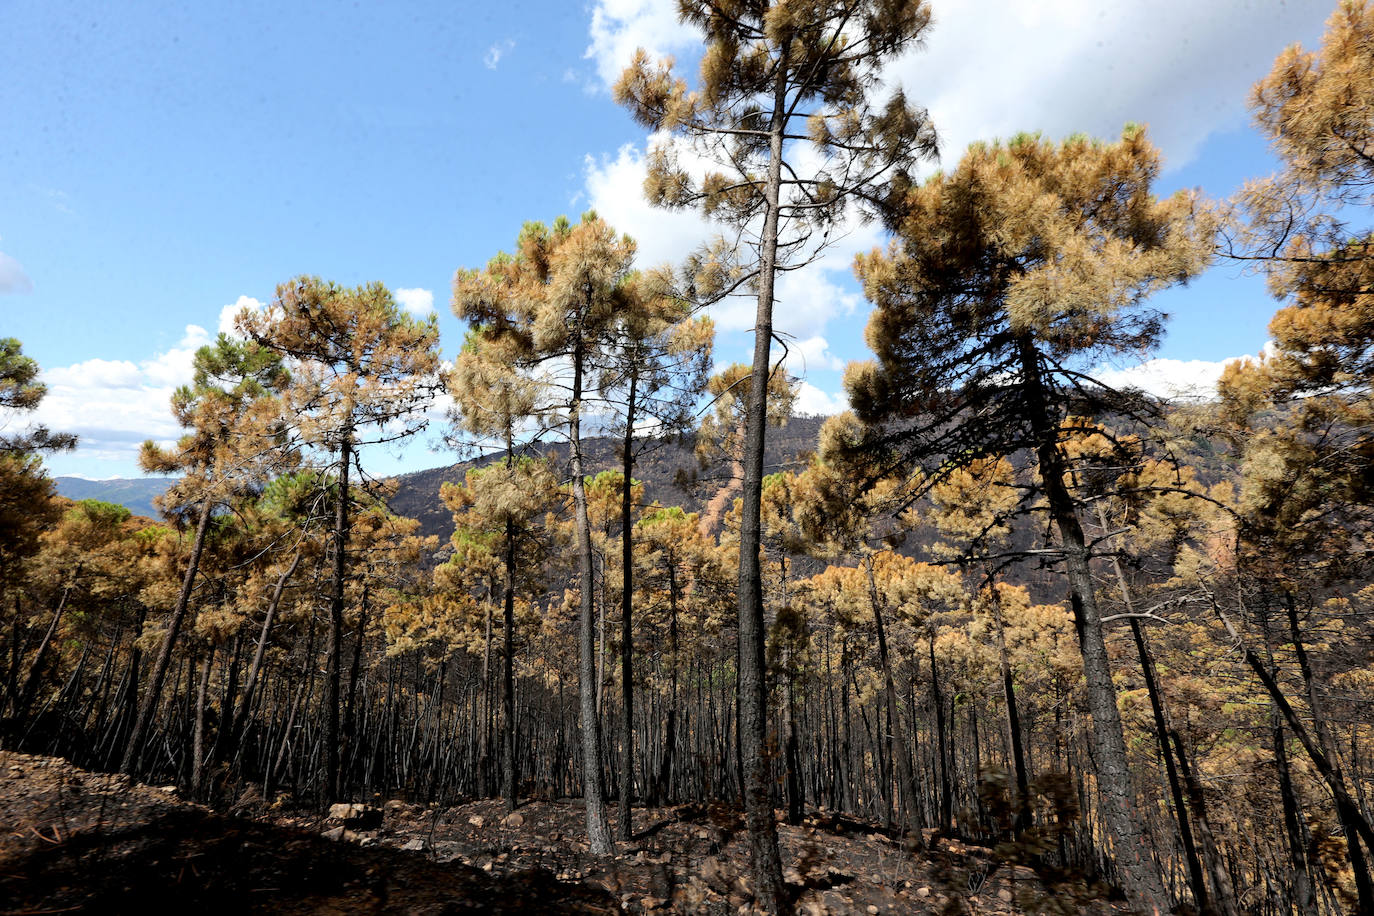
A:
0,752,1127,915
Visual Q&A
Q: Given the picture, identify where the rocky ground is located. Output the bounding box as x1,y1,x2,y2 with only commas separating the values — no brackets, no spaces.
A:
0,752,1127,914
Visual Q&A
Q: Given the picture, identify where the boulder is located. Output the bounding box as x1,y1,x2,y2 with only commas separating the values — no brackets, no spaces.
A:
326,803,382,829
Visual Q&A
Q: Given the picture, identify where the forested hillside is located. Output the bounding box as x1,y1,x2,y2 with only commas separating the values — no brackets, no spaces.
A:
53,476,173,521
390,416,828,546
2,3,1373,916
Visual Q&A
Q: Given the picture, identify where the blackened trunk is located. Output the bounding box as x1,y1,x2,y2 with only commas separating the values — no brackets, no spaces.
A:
655,558,680,805
571,339,613,855
865,558,919,835
1129,618,1208,912
230,551,301,759
618,369,638,840
503,514,517,813
984,580,1030,837
121,501,213,775
1285,594,1374,911
324,435,351,802
928,629,952,832
1272,713,1319,916
16,578,76,725
191,648,214,796
1015,335,1169,913
733,59,789,916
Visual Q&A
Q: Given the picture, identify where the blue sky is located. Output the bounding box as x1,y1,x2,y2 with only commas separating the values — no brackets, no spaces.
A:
0,0,1335,479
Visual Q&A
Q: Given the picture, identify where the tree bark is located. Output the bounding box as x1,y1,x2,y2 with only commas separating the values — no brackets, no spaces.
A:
618,368,638,840
230,551,301,761
1015,335,1169,914
1285,593,1374,912
503,424,518,814
864,558,920,836
733,58,790,916
121,501,213,775
1095,507,1210,912
191,647,214,796
324,434,351,802
571,338,613,855
15,576,76,725
984,578,1031,838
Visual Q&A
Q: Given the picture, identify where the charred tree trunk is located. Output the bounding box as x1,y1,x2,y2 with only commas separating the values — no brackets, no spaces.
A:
121,502,213,775
1015,335,1169,913
618,368,638,840
324,434,352,802
732,59,789,916
570,336,613,855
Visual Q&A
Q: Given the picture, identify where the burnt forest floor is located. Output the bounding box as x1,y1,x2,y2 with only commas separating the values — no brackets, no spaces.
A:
0,752,1131,915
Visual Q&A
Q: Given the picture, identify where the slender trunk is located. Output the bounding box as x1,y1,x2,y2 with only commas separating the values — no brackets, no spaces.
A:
1129,618,1209,912
864,557,919,836
1095,505,1209,912
1285,593,1374,912
571,337,613,855
782,557,803,827
121,502,213,775
503,425,518,813
984,578,1031,837
1271,712,1319,915
928,629,952,832
230,551,301,758
1212,602,1374,852
1015,335,1169,913
16,576,77,724
482,590,493,795
325,434,351,802
618,368,638,840
655,556,680,805
733,58,790,916
191,647,214,796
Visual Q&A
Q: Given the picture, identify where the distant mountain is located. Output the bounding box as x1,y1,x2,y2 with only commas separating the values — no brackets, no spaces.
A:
389,416,829,546
55,477,176,520
47,415,831,542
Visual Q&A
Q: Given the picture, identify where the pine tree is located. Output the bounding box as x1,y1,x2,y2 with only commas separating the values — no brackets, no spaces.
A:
0,339,69,625
847,128,1216,913
444,327,547,812
1233,0,1372,304
616,4,936,903
120,334,289,775
240,278,440,800
452,214,639,855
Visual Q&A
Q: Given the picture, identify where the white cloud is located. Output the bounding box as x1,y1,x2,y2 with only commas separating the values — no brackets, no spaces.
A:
583,142,713,270
889,0,1327,172
30,326,213,466
0,251,33,294
485,39,515,70
394,287,436,317
1091,346,1273,401
218,295,266,337
785,335,845,373
585,0,1327,170
582,141,879,347
585,0,697,88
794,381,849,417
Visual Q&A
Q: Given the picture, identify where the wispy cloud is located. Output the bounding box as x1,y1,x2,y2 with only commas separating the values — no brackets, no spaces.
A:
484,39,515,70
